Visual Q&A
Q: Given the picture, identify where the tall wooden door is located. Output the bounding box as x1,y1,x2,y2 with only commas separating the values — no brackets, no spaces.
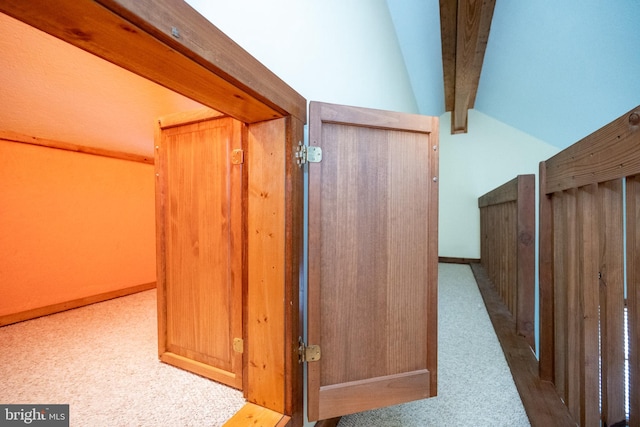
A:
155,109,244,390
307,102,439,421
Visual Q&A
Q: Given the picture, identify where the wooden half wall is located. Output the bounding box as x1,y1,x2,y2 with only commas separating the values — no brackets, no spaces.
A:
539,106,640,426
478,174,535,350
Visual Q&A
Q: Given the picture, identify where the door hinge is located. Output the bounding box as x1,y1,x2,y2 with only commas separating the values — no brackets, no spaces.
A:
233,337,244,353
298,337,321,363
231,149,244,164
295,141,322,167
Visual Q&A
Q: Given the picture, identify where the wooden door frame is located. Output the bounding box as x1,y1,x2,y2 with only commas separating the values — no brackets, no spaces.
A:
0,1,305,425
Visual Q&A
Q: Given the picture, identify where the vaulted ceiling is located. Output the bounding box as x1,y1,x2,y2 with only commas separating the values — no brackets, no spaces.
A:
1,1,639,155
389,0,640,148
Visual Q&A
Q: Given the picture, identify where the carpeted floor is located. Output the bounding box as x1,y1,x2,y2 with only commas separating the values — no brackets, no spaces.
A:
0,263,529,426
337,263,530,427
0,289,245,426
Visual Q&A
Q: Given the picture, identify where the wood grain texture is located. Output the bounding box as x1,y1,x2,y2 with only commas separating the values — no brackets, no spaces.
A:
538,107,640,425
97,0,306,122
307,102,438,421
626,175,640,427
158,108,226,130
598,179,626,426
563,189,581,422
0,130,153,164
0,0,307,124
577,184,600,426
543,105,640,193
516,175,536,350
537,162,555,382
156,114,244,390
552,190,567,402
245,118,287,411
318,371,430,420
478,175,535,349
451,0,496,133
439,0,457,112
478,176,518,207
284,116,305,426
222,403,290,427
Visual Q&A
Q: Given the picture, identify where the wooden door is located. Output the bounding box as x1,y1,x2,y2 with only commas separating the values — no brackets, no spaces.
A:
307,102,439,421
155,109,244,390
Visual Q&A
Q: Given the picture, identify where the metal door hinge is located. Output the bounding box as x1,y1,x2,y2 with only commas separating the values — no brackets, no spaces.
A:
233,338,244,353
295,141,322,167
298,337,321,363
231,149,244,165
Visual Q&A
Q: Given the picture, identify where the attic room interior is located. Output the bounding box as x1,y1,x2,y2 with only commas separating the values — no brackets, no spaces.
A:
0,1,639,427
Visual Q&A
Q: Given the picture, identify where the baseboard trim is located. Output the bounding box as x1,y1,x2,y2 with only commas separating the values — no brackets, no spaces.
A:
438,256,480,264
0,282,157,327
314,417,341,427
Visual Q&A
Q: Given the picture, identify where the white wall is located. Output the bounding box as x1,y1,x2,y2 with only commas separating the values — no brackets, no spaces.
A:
187,0,418,114
439,109,559,259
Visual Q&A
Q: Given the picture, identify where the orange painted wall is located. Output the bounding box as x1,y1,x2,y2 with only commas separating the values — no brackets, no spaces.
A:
0,139,156,317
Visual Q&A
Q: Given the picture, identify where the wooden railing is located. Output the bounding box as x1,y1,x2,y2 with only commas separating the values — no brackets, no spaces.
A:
539,106,640,426
478,175,536,350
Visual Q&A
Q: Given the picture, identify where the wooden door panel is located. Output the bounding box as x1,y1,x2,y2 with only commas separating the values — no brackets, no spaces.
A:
156,112,243,390
308,102,438,421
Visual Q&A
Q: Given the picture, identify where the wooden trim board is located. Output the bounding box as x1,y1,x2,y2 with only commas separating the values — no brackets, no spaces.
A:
438,256,480,264
0,130,154,164
0,0,307,124
0,282,156,327
222,403,291,427
314,418,341,427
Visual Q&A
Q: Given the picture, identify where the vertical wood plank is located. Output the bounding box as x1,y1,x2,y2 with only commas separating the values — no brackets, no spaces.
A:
565,188,581,422
511,201,517,315
517,175,536,349
155,119,168,357
577,184,600,426
246,118,286,411
428,118,440,396
598,179,626,426
553,191,567,402
538,161,555,382
627,175,640,427
284,116,305,426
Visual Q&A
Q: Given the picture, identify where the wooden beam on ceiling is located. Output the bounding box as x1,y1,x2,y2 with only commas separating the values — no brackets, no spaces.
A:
440,0,496,134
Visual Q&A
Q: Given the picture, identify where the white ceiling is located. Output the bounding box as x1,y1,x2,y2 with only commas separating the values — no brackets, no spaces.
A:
1,2,639,156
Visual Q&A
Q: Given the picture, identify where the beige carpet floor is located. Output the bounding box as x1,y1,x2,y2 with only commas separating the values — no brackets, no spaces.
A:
0,289,245,426
1,263,529,426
